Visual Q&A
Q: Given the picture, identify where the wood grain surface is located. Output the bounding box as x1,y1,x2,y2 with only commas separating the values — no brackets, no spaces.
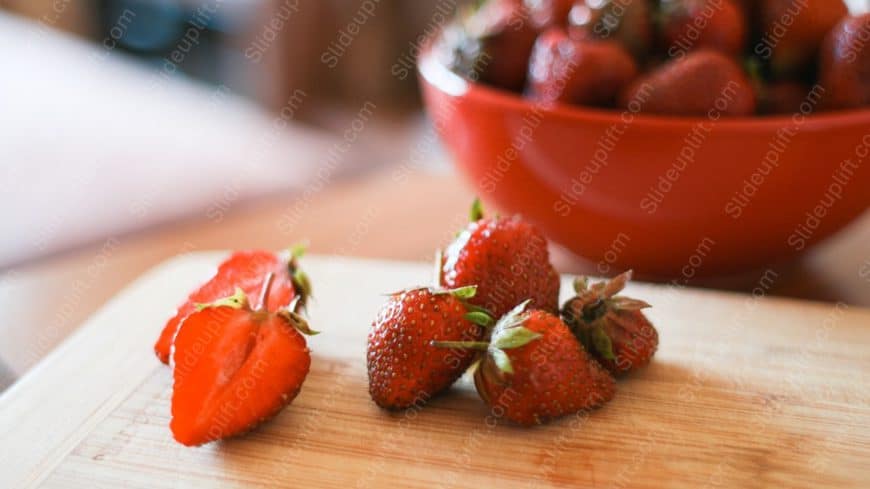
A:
2,253,869,488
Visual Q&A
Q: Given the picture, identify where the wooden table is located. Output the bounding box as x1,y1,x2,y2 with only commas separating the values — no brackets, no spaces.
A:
1,169,869,382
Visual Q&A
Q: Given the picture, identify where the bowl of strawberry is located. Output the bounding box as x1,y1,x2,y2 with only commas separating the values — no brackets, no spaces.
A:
418,0,870,277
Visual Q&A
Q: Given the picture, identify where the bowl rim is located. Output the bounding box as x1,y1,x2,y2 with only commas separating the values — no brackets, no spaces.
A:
417,43,870,132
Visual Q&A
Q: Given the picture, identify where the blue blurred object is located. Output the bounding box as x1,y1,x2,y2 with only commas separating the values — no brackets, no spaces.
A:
96,0,254,84
103,0,184,51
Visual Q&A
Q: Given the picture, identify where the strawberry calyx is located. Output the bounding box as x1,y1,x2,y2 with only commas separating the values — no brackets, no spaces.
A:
285,243,311,313
561,270,651,361
391,285,497,328
433,299,542,385
441,284,477,299
466,197,500,223
440,285,496,328
744,56,769,106
484,300,542,376
194,287,248,312
277,308,319,336
469,197,484,222
194,272,318,336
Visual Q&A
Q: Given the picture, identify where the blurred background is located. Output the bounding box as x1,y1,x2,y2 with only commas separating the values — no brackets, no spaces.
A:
1,0,868,390
0,0,459,268
0,0,471,389
2,0,437,113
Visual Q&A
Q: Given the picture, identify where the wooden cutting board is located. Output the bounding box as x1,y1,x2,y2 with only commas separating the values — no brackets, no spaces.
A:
2,253,869,488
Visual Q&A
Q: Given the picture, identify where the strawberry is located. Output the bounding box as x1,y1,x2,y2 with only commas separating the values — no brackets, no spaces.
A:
567,0,653,60
731,0,759,15
467,0,540,91
525,28,638,107
154,247,309,364
440,199,560,319
758,80,811,114
619,49,756,116
560,271,658,376
819,14,870,110
659,0,748,58
436,301,615,425
170,274,316,446
366,286,492,409
524,0,574,28
758,0,848,77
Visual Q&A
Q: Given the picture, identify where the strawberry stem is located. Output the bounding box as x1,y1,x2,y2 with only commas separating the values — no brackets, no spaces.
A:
469,198,484,222
440,285,477,299
291,269,311,312
602,270,632,298
433,249,443,288
194,287,248,311
464,311,493,327
278,309,320,335
286,243,310,312
257,272,276,312
289,242,307,259
431,340,489,350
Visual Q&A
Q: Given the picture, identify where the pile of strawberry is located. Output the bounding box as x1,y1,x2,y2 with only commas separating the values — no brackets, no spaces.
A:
441,0,869,114
366,201,659,425
153,248,316,446
151,206,659,442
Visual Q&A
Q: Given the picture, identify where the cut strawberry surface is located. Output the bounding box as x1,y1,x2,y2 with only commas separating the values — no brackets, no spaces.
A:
154,249,307,364
170,282,313,446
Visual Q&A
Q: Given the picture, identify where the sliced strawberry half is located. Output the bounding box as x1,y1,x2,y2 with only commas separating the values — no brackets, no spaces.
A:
154,247,310,364
170,277,315,446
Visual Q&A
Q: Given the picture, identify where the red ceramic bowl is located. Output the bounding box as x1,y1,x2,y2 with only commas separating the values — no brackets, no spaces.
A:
418,47,870,278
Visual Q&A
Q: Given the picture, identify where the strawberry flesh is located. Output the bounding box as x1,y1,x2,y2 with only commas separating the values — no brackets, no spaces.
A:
171,307,310,446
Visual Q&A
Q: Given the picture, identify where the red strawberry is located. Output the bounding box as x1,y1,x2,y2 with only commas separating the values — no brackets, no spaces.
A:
731,0,759,16
525,28,638,107
758,0,848,77
659,0,748,58
437,301,615,425
524,0,574,28
619,49,756,116
171,274,316,446
560,271,659,376
567,0,653,60
440,199,560,319
467,0,540,91
154,248,309,364
758,80,812,114
819,14,870,110
366,286,492,409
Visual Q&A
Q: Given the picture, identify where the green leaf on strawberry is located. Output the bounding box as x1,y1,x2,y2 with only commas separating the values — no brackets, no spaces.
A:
194,287,247,311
